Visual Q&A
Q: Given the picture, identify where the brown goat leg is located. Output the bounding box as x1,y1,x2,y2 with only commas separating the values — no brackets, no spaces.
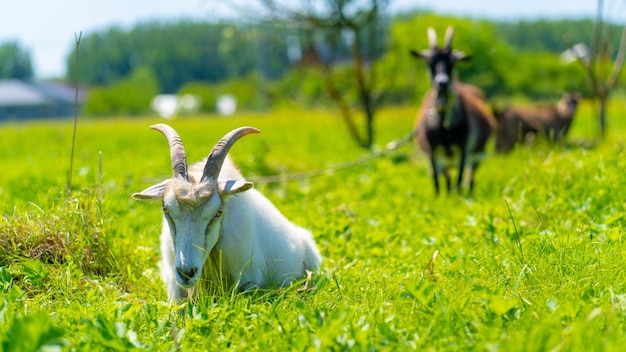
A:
455,151,467,192
468,162,479,195
430,156,440,195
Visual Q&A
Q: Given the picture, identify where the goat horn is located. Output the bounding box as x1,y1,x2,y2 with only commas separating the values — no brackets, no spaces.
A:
444,27,454,49
202,126,260,182
150,124,188,180
427,27,438,49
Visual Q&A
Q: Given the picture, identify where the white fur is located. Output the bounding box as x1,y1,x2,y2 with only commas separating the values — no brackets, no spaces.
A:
136,156,322,300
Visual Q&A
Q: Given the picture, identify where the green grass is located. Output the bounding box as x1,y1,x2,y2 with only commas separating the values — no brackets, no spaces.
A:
1,102,626,351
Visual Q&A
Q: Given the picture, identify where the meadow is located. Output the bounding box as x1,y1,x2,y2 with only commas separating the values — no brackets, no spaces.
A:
1,101,626,351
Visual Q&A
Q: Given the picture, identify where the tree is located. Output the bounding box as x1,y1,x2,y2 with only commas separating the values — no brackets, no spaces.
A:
253,0,391,149
568,0,626,137
66,21,292,94
82,66,160,116
0,41,33,80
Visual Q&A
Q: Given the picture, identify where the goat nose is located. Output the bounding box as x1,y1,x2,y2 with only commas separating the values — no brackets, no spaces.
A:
434,74,449,89
176,266,198,281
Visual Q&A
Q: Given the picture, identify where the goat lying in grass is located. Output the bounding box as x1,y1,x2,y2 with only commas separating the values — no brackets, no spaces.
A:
494,92,582,153
133,124,322,300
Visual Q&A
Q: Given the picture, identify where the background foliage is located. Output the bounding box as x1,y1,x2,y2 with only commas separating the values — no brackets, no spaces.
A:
0,41,33,80
30,14,618,116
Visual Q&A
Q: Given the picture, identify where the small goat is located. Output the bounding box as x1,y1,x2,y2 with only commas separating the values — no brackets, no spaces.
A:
133,124,322,300
411,27,496,195
494,93,581,153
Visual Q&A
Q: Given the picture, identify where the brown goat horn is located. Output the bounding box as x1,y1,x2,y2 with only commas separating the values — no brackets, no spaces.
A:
202,126,260,182
444,27,454,50
427,27,438,49
150,124,189,180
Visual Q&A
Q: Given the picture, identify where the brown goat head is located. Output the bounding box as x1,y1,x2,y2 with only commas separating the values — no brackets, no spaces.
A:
410,27,471,112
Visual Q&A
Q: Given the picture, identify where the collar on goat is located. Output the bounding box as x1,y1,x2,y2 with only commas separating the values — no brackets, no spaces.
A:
425,90,457,130
440,91,457,129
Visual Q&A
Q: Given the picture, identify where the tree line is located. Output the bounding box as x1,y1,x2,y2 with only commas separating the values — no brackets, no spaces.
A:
1,13,624,116
0,41,33,80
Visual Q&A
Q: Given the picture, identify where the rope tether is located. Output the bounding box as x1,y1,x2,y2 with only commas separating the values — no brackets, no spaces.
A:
249,129,417,184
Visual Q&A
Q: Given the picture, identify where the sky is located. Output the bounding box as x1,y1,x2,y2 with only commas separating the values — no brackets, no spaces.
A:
0,0,620,80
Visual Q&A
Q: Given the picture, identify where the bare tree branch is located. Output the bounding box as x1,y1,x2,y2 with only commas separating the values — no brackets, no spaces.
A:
567,0,625,138
606,25,626,91
251,0,390,148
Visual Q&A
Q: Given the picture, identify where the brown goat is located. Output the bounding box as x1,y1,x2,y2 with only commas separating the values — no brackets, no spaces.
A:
411,27,496,195
494,93,581,153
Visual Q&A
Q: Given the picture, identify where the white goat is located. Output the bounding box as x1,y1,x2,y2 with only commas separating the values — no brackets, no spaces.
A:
133,124,322,300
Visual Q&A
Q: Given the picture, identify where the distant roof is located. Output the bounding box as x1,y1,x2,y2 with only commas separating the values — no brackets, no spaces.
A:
31,81,86,104
0,79,50,106
0,79,85,107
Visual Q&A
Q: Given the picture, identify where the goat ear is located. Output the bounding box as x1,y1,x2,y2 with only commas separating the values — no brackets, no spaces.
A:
219,179,253,196
132,180,168,200
410,49,431,59
453,50,471,61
